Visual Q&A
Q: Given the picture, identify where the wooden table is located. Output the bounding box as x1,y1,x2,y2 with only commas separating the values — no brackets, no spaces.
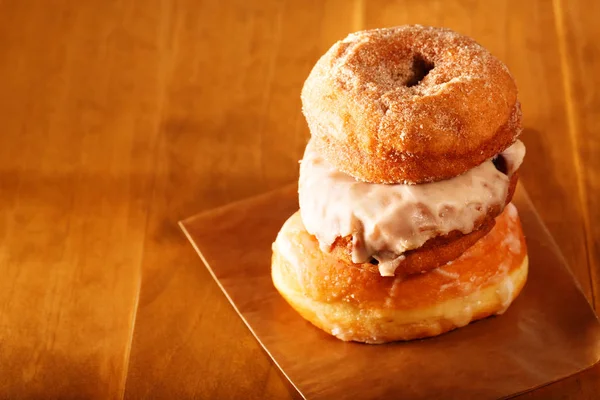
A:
1,0,598,398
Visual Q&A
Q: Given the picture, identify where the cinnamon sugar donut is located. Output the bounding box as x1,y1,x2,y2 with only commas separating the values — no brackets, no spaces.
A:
272,204,528,343
301,25,522,184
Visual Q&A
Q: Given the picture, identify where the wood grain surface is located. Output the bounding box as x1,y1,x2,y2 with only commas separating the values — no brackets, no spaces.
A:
0,0,597,398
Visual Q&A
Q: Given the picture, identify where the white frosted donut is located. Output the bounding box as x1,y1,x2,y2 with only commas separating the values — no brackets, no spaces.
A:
299,139,525,275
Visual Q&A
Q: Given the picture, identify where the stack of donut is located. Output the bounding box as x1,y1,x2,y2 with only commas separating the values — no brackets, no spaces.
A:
271,25,528,344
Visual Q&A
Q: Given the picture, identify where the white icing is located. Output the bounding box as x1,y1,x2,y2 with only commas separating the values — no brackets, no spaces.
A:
502,230,521,254
375,254,405,277
499,140,526,175
434,268,460,279
299,139,525,276
495,277,515,315
385,279,403,307
439,282,458,292
274,228,305,287
450,304,473,327
506,202,519,220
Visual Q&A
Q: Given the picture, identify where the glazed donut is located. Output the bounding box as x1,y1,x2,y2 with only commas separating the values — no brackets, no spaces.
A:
301,25,522,184
299,138,524,276
272,204,528,343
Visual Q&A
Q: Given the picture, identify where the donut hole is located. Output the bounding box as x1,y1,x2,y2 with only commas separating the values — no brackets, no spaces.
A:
493,154,508,175
405,54,434,87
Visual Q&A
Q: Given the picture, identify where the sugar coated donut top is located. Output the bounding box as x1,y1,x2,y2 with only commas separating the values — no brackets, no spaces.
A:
301,25,522,184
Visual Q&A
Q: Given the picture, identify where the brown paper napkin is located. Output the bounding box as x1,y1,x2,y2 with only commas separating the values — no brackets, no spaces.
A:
181,184,600,399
